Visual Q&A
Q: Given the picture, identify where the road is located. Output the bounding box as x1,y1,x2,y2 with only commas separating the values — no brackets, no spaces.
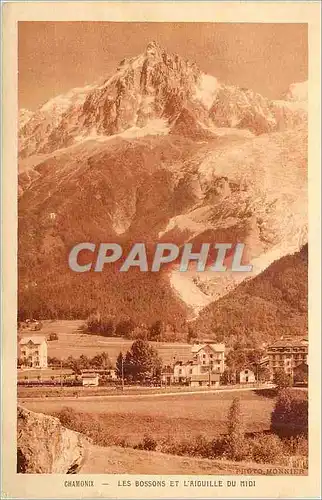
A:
19,384,275,403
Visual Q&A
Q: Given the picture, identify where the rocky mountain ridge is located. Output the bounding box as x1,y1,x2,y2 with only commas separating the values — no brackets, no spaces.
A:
19,41,307,158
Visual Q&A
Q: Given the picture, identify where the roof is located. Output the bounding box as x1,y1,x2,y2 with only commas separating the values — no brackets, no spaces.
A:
19,336,47,345
191,343,225,354
239,368,256,374
268,338,308,349
81,373,98,379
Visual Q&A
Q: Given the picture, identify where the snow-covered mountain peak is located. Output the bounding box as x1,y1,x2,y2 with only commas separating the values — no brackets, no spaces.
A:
18,44,307,157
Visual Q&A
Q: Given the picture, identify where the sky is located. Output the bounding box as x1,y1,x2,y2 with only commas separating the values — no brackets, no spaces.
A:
18,22,308,110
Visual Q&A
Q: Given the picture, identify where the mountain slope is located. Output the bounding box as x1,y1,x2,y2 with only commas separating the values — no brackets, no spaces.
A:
193,245,308,344
18,42,308,329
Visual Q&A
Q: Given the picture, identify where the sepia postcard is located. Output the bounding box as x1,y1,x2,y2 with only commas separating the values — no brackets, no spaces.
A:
1,1,321,499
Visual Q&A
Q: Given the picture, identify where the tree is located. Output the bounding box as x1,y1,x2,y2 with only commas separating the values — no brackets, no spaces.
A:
79,354,90,370
226,398,246,460
90,352,111,371
47,356,61,367
274,369,292,389
115,318,136,337
116,352,124,379
187,325,197,343
124,351,134,380
149,320,164,341
128,324,149,340
124,340,162,382
225,349,248,383
258,365,271,382
66,356,82,375
85,314,115,337
220,369,231,385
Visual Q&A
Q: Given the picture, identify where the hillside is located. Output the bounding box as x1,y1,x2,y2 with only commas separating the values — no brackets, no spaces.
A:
193,245,308,344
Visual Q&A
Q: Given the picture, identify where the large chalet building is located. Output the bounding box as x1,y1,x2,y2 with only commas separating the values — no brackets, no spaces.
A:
19,336,48,368
267,337,308,379
173,342,225,387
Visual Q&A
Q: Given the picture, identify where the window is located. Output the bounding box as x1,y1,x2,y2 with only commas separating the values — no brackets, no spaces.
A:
245,370,248,374
203,361,206,365
210,354,213,358
189,369,193,375
203,354,206,358
179,369,182,374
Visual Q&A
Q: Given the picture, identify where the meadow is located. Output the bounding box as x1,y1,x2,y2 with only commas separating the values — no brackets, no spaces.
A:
20,389,275,445
19,319,192,365
19,321,276,450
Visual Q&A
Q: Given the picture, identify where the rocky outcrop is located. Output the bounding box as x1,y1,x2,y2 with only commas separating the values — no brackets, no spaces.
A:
169,108,216,140
17,406,90,474
210,85,276,135
19,109,34,130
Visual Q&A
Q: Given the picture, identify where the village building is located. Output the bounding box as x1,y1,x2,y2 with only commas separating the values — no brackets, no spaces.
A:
161,365,175,386
267,338,308,379
174,343,225,387
81,372,99,387
19,336,48,368
239,368,256,384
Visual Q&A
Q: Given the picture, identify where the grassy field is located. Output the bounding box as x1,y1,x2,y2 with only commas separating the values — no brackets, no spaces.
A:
81,444,301,475
19,320,192,364
20,389,275,445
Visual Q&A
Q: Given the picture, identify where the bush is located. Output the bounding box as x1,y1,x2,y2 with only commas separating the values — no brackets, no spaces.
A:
250,433,286,464
191,434,212,458
284,435,308,456
137,435,157,451
211,436,228,458
48,332,58,341
274,369,292,389
271,388,308,437
56,407,79,429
